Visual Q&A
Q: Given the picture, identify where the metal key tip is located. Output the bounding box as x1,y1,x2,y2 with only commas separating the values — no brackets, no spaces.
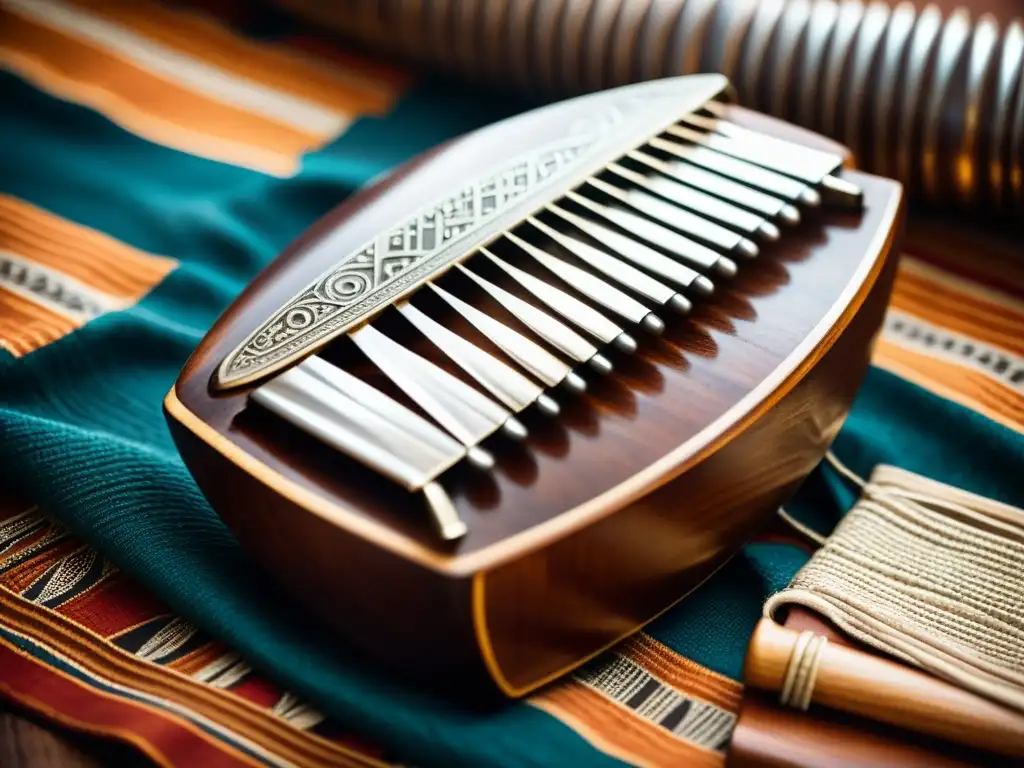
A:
691,276,715,297
779,204,801,226
715,257,738,278
589,354,613,375
757,221,781,242
438,517,468,542
563,371,587,393
820,174,864,210
467,446,495,470
798,187,822,207
613,332,638,354
736,238,759,259
423,482,467,541
502,417,528,441
668,294,692,314
641,313,666,335
536,393,560,417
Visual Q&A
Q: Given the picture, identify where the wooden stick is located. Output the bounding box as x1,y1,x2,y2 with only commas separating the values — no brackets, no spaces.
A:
743,619,1024,758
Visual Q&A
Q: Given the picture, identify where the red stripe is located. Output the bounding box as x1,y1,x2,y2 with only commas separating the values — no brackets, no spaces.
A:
229,675,282,709
0,638,260,768
56,574,169,638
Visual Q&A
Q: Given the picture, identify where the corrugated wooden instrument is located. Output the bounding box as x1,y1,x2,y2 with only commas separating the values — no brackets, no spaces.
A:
278,0,1024,216
165,75,904,698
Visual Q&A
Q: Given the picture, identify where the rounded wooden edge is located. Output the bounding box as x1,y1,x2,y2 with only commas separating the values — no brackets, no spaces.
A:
166,177,902,580
471,198,904,696
470,556,733,698
467,183,903,564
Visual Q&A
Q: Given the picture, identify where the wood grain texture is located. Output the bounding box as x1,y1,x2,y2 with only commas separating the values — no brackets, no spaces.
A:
167,96,904,697
740,617,1024,760
1,711,97,768
726,690,992,768
0,704,148,768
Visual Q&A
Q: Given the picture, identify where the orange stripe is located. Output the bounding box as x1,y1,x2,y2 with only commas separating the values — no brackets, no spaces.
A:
0,587,387,767
0,635,260,768
533,680,724,768
888,289,1024,359
1,540,86,594
0,657,176,768
891,282,1024,359
0,285,81,358
69,0,409,114
1,212,171,296
898,258,1024,322
169,643,232,677
0,12,318,176
0,196,177,301
873,338,1024,435
623,635,742,713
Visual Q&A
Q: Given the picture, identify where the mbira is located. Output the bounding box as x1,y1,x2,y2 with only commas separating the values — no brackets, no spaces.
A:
166,75,903,697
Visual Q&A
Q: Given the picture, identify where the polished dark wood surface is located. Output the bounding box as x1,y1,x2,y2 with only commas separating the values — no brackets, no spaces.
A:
743,616,1024,758
1,710,97,768
727,691,988,768
172,100,887,561
177,192,895,558
480,244,898,692
728,609,1013,767
167,95,903,695
0,704,148,768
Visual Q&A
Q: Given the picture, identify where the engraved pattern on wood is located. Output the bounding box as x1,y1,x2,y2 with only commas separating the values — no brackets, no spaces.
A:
216,76,730,387
221,129,607,382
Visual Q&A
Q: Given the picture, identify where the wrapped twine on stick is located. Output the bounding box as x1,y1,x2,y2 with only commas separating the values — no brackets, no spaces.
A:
275,0,1024,217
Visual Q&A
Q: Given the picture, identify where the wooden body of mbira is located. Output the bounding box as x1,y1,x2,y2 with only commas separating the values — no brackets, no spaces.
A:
166,76,904,698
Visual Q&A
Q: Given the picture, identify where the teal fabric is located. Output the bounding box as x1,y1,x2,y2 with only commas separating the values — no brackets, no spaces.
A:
646,368,1024,681
2,38,1023,768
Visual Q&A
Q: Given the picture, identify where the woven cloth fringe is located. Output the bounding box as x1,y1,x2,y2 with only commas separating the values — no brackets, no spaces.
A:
766,463,1024,714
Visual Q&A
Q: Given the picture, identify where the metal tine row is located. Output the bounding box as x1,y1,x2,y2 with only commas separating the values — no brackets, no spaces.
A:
350,323,528,449
520,218,678,329
395,301,561,418
249,235,641,540
543,113,856,296
251,356,470,540
653,131,822,206
640,139,803,224
545,203,715,297
567,187,740,278
587,175,762,261
249,102,859,541
625,149,802,227
427,281,587,395
483,246,639,355
666,103,863,209
682,107,841,185
609,158,782,243
457,260,615,374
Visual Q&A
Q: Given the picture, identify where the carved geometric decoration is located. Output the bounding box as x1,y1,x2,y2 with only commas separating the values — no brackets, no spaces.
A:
215,76,729,388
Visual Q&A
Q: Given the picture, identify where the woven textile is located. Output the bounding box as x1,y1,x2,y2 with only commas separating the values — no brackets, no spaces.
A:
766,463,1024,713
0,0,1021,766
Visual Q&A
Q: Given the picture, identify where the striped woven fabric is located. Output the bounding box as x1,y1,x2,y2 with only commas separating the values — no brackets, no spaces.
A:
874,255,1024,433
0,0,1020,766
0,497,742,767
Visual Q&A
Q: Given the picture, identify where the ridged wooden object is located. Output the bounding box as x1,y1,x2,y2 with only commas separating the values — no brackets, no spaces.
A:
276,0,1024,216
